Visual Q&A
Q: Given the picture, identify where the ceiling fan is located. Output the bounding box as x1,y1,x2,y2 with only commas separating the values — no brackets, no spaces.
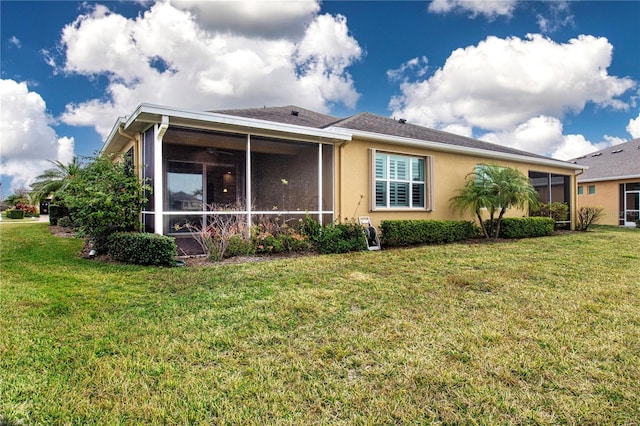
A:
207,148,234,156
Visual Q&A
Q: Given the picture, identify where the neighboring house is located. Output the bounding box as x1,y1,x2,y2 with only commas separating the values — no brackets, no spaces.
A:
102,103,587,249
569,138,640,226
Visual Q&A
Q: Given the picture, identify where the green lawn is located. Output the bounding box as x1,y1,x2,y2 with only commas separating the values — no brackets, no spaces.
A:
1,223,639,425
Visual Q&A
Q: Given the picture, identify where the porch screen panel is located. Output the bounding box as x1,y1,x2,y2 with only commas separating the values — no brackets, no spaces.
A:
142,128,155,211
322,145,334,213
251,138,319,212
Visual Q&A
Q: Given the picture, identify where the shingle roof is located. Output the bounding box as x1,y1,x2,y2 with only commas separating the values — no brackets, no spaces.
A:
213,105,564,162
329,112,552,159
212,105,341,129
569,138,640,181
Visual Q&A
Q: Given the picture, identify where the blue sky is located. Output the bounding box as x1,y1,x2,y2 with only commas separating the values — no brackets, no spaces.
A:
1,0,639,196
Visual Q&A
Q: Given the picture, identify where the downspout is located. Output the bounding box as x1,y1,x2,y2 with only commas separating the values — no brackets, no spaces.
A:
117,124,137,146
154,116,169,235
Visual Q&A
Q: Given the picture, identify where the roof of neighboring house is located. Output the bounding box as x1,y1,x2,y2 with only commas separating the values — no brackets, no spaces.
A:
568,138,640,182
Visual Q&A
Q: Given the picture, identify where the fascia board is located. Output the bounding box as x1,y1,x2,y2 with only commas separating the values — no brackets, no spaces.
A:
578,174,640,183
101,117,127,153
336,127,588,171
123,103,352,142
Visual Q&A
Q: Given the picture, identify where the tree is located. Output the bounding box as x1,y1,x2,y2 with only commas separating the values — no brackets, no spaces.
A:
3,187,30,208
30,157,83,204
450,164,540,238
59,154,149,252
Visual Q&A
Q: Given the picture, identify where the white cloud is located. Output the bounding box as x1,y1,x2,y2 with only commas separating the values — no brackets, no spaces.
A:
9,36,21,48
428,0,517,19
387,56,429,82
627,112,640,138
536,1,574,34
480,115,565,156
172,0,320,39
0,79,75,192
55,1,362,138
389,34,636,159
390,34,635,132
552,134,608,161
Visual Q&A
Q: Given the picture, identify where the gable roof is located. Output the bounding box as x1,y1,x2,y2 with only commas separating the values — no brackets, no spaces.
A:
569,138,640,182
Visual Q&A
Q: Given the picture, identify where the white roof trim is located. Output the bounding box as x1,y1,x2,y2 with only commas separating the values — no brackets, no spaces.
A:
578,174,640,183
334,127,587,171
124,103,351,141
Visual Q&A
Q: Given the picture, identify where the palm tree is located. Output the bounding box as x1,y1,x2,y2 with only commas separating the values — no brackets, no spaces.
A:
450,164,540,238
30,157,83,204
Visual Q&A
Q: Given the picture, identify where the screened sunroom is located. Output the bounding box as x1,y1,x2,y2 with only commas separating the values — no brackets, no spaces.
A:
140,125,336,246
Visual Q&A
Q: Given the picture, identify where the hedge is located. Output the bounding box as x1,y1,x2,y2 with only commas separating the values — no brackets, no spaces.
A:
108,232,178,266
380,220,477,247
491,217,554,239
5,209,25,220
317,221,368,254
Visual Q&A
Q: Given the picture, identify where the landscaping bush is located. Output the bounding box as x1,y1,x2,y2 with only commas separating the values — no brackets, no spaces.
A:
49,205,69,226
492,217,554,239
5,209,25,220
252,228,311,254
57,216,74,229
299,215,322,244
316,220,367,254
577,206,605,231
60,154,149,253
531,202,569,229
380,220,477,247
14,203,39,217
224,234,255,258
108,232,177,266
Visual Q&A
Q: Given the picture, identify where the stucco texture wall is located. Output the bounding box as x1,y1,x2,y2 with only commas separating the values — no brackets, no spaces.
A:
335,138,578,229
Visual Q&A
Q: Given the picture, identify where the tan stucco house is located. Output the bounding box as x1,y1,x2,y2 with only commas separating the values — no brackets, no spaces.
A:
102,103,587,247
570,138,640,226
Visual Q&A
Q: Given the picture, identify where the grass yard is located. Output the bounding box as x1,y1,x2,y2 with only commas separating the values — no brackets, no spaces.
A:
1,223,639,425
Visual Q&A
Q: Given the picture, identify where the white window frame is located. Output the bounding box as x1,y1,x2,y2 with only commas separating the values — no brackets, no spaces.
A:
370,149,433,211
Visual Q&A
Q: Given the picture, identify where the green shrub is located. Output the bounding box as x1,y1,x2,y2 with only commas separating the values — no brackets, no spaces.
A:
225,234,255,258
380,220,477,247
60,154,149,253
252,227,311,255
316,220,367,254
490,217,554,239
5,209,25,220
299,215,322,243
57,216,74,228
49,205,69,226
108,232,177,266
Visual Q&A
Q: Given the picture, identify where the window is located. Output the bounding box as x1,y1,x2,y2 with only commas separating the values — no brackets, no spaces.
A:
578,185,584,195
372,150,431,209
588,185,596,195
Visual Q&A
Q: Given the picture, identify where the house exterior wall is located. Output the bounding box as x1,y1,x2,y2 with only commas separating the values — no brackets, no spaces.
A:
576,178,640,226
335,137,578,228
